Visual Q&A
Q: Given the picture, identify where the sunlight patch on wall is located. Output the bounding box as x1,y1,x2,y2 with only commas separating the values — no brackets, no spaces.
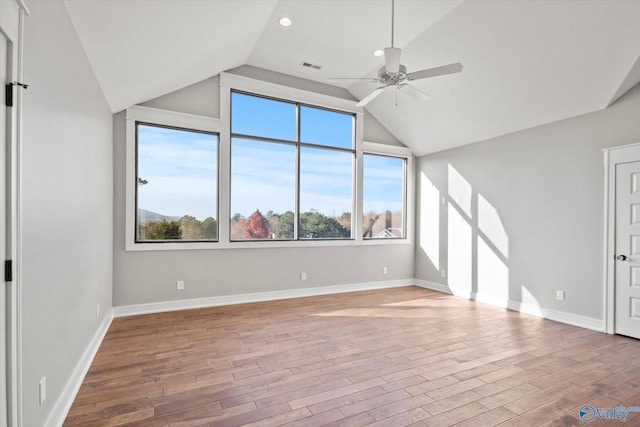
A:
448,164,472,218
478,193,509,258
521,286,543,316
420,172,440,267
478,236,509,300
448,206,472,295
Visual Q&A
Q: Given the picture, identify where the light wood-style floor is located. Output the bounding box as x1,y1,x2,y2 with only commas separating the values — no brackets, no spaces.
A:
64,286,640,427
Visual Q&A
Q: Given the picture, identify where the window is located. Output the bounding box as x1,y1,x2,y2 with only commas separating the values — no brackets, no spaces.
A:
125,74,412,251
230,138,296,240
230,91,355,241
363,153,406,239
136,123,219,242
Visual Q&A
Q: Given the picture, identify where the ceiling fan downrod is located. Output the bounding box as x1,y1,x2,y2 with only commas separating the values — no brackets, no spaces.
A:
391,0,395,48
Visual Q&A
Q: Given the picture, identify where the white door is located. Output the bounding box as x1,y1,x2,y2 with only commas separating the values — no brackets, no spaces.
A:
1,31,9,427
615,161,640,339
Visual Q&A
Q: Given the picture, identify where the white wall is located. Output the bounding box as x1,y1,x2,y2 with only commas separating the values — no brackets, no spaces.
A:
21,1,113,426
114,68,414,307
415,81,640,324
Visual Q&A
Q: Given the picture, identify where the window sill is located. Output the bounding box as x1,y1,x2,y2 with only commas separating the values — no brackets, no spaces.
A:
125,237,411,252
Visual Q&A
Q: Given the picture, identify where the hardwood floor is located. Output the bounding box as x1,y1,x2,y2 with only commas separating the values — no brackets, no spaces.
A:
64,286,640,426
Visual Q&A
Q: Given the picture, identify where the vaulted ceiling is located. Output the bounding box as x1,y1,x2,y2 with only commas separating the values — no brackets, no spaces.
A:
63,0,640,156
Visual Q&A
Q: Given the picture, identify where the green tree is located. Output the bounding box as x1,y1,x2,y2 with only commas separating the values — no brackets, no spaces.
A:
145,220,181,240
338,211,352,231
201,217,218,240
300,211,349,238
275,211,295,239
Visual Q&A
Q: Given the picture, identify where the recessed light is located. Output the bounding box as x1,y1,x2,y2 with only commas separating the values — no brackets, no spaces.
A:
279,16,292,27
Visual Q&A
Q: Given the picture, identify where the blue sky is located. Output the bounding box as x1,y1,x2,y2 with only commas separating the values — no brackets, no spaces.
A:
137,125,218,220
137,94,404,221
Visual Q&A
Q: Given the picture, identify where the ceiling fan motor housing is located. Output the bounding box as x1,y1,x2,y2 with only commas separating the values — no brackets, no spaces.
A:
377,64,407,85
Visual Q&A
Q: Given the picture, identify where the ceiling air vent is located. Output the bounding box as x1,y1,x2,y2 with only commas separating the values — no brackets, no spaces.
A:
301,62,322,70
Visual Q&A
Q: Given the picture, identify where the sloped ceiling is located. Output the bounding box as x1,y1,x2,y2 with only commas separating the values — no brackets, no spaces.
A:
63,0,640,156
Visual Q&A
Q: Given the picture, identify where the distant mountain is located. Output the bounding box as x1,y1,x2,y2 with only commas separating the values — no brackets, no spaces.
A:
137,209,180,224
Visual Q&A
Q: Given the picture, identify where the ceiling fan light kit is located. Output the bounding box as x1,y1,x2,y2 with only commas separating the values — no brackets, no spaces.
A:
331,0,463,107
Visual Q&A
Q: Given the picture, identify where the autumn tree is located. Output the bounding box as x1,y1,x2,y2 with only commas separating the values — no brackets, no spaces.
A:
230,214,246,240
243,209,271,239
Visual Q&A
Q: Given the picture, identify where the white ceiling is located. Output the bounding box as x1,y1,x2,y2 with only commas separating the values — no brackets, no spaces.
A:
63,0,640,156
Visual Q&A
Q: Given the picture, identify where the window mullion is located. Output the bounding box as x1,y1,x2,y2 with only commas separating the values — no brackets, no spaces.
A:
402,158,408,238
294,104,301,240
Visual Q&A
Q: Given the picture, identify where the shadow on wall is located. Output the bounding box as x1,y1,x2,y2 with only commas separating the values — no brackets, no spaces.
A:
419,164,542,313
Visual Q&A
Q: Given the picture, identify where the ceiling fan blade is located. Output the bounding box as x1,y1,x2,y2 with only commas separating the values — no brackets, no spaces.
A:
407,62,463,81
399,84,430,103
328,77,379,83
356,87,386,107
384,47,401,73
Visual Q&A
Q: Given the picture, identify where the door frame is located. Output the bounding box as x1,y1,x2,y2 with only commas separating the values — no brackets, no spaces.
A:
0,1,27,425
603,142,640,335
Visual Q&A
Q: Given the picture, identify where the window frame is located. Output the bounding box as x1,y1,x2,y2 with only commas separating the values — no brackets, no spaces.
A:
125,74,414,251
135,121,220,244
125,105,222,251
362,151,408,240
229,90,356,242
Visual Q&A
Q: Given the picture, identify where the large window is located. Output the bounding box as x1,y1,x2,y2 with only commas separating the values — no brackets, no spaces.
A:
362,153,406,239
230,91,355,241
136,123,219,242
125,75,412,251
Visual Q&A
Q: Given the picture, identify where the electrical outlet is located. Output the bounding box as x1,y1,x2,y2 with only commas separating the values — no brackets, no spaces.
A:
300,272,307,281
383,266,388,274
441,197,446,205
177,280,185,290
39,377,46,405
441,269,446,278
96,304,100,319
556,290,565,301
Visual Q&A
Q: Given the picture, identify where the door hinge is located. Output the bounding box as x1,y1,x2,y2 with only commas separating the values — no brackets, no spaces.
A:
5,83,12,107
5,81,29,107
5,260,12,282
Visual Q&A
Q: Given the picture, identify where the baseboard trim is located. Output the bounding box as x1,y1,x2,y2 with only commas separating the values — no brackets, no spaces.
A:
45,310,114,427
414,279,603,332
507,300,603,332
113,279,413,318
413,279,453,295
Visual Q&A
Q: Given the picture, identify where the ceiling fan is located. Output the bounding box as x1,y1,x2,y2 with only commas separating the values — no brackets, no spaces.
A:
330,0,463,107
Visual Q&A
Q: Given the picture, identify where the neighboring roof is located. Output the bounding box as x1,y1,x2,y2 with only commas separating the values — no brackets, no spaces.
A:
374,228,404,239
